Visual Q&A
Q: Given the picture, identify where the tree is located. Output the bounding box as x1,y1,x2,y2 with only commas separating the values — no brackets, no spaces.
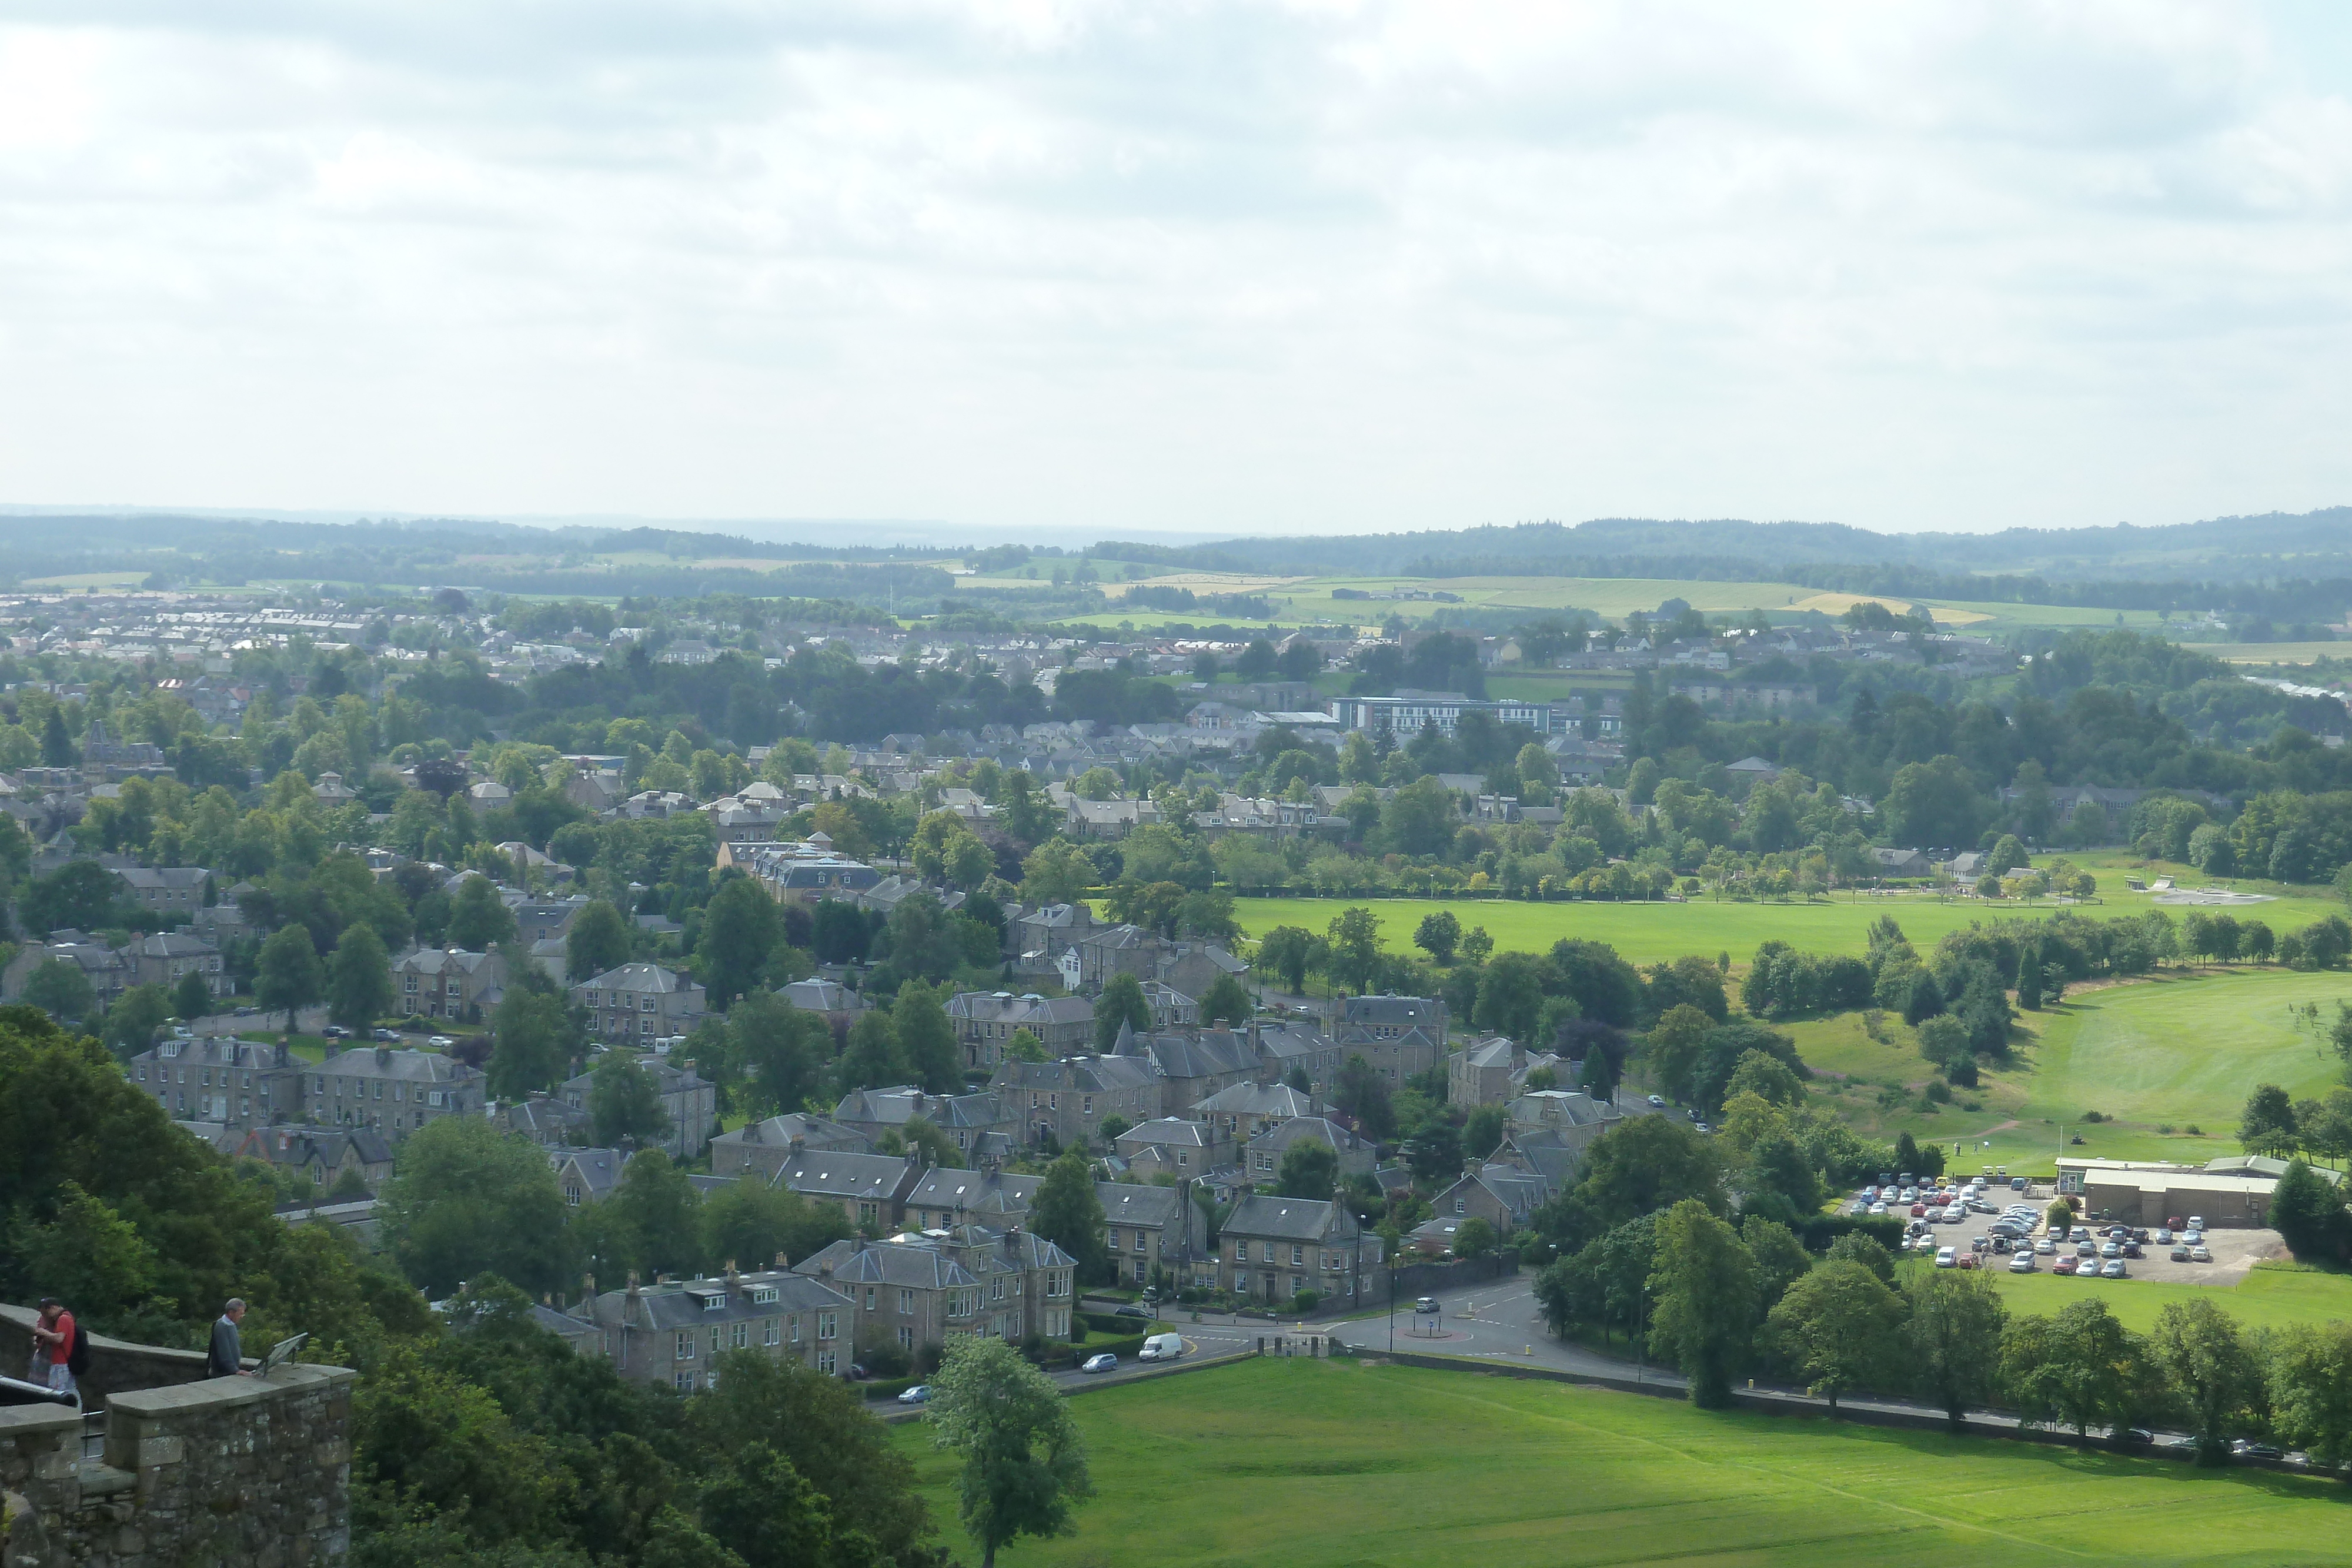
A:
1333,1054,1395,1139
566,900,633,982
2149,1298,2262,1465
1199,972,1251,1029
728,991,828,1116
171,968,213,1021
1256,925,1319,994
699,1442,843,1568
928,1335,1094,1568
605,1148,703,1280
891,979,963,1095
1414,910,1462,965
487,989,575,1101
327,921,395,1033
1647,1198,1754,1407
19,860,125,937
256,924,325,1031
101,984,171,1061
2241,1083,2299,1158
700,1182,850,1276
378,1116,572,1296
700,877,781,1011
1473,951,1548,1044
2273,1159,2349,1263
1002,1026,1048,1064
2004,1299,2148,1444
1020,840,1096,907
1030,1146,1110,1281
1904,1266,2008,1429
836,1011,903,1093
1642,1004,1713,1105
1451,1216,1497,1258
1235,637,1278,680
1275,1138,1338,1201
446,875,518,951
591,1054,673,1148
5,1179,157,1322
1762,1259,1903,1413
1325,907,1384,993
1094,972,1151,1051
1743,1216,1812,1309
2266,1322,2352,1477
1464,1104,1506,1160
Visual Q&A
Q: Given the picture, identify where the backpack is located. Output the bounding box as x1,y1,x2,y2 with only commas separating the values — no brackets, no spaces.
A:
65,1323,92,1378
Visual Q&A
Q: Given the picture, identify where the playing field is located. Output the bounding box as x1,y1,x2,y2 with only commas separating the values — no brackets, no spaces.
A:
891,1357,2352,1567
1788,968,2352,1171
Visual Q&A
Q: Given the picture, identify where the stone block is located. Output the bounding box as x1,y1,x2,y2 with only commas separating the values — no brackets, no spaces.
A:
135,1436,185,1469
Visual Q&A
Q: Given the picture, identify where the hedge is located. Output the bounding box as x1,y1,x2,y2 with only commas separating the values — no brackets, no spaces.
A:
1792,1213,1908,1252
861,1377,922,1402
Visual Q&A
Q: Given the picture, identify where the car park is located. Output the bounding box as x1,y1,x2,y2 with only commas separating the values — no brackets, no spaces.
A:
2101,1260,2127,1278
2191,1245,2211,1262
2009,1251,2036,1273
1081,1353,1118,1373
898,1385,931,1405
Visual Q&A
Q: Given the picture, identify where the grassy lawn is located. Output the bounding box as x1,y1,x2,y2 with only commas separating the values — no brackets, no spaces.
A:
890,1357,2352,1567
1970,1261,2352,1336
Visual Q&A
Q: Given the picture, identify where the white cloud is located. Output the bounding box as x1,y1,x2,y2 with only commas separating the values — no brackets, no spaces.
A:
0,1,2347,537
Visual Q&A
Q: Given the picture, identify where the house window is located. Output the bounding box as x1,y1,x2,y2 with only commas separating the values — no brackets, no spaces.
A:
900,1289,914,1315
676,1333,694,1361
898,1325,914,1350
790,1318,801,1344
674,1371,696,1392
763,1319,780,1346
818,1349,837,1375
1456,1199,1466,1215
1292,1245,1304,1267
818,1313,837,1340
864,1287,877,1310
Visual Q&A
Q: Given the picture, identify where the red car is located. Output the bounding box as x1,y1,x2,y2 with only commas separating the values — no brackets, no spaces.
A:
2053,1256,2078,1275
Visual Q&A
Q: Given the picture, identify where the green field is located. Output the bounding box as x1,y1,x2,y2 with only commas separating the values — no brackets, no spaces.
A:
892,1358,2352,1567
1793,968,2352,1171
1970,1261,2352,1336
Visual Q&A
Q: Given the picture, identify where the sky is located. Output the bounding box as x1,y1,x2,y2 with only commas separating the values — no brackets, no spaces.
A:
2,1,2350,543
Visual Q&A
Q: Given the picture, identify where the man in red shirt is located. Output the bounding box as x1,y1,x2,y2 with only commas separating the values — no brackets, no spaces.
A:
29,1298,77,1401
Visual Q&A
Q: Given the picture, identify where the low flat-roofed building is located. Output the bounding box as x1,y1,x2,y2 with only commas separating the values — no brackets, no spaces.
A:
2054,1155,2333,1228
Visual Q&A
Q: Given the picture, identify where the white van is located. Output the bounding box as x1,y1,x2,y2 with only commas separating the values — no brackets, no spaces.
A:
1138,1333,1185,1362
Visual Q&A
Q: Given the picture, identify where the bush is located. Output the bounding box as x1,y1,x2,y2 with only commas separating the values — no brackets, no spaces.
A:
1291,1289,1321,1313
2080,1109,2105,1123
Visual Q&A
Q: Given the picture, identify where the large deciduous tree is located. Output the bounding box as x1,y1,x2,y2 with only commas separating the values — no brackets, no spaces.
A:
928,1335,1094,1568
1646,1197,1755,1407
1762,1259,1903,1414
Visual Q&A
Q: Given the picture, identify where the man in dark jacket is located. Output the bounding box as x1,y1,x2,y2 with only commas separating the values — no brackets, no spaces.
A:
208,1299,248,1379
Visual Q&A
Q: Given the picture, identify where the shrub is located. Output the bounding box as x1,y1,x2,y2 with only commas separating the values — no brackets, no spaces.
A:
2080,1110,2105,1123
1291,1289,1322,1313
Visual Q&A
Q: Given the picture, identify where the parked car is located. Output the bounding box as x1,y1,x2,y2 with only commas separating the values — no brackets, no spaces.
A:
322,1025,351,1040
2035,1238,2056,1255
427,1035,455,1048
897,1385,931,1405
372,1028,402,1042
2101,1260,2127,1278
1081,1353,1118,1374
2182,1229,2206,1246
1956,1253,1977,1270
2099,1241,2122,1259
1868,1202,1888,1215
2009,1252,2036,1273
1114,1304,1151,1321
2154,1228,2175,1245
1933,1246,1957,1268
2233,1439,2283,1459
1648,1094,1666,1108
2117,1427,2153,1445
2053,1256,2077,1275
2189,1216,2206,1231
2191,1245,2212,1263
2171,1245,2192,1262
1414,1297,1439,1314
233,1005,258,1016
2011,1176,2029,1191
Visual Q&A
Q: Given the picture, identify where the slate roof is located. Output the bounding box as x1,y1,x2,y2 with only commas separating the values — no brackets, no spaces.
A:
796,1238,978,1290
316,1045,482,1086
571,1268,852,1334
1196,1081,1312,1119
833,1085,1009,1131
1245,1116,1370,1158
1339,994,1445,1031
1117,1116,1217,1149
769,1149,920,1203
907,1166,1042,1221
1098,1181,1185,1231
1224,1193,1356,1243
580,961,698,995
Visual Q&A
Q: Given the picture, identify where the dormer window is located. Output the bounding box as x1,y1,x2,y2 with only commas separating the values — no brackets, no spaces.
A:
751,1287,779,1305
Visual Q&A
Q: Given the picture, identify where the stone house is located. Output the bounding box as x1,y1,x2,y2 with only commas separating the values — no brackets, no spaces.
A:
831,1085,1016,1160
1241,1115,1376,1185
1157,942,1248,1005
571,961,707,1044
947,990,1095,1071
1112,1116,1233,1176
1502,1089,1625,1165
904,1166,1042,1233
1218,1195,1381,1306
1098,1181,1200,1289
127,1036,302,1128
990,1054,1164,1150
129,930,229,997
1429,1161,1551,1236
305,1043,486,1141
552,1146,628,1207
800,1225,1077,1351
558,1266,857,1390
769,1148,926,1232
222,1125,396,1192
1112,1023,1257,1115
112,864,212,915
1194,1081,1312,1146
1,932,132,1008
707,1112,873,1181
1015,901,1098,965
1448,1036,1530,1108
496,1091,592,1147
392,946,509,1022
1253,1019,1342,1091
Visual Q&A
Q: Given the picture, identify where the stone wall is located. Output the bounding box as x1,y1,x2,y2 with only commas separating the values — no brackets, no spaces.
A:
1,1363,353,1568
0,1307,229,1414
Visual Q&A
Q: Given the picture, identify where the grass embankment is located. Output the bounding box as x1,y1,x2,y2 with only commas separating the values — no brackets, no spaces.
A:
891,1356,2352,1567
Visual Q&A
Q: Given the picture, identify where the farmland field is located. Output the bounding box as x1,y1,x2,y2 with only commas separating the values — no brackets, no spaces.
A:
891,1356,2352,1568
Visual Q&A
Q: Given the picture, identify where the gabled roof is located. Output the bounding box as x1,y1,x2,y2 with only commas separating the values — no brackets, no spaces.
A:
1117,1116,1216,1149
1245,1115,1368,1155
579,961,699,995
795,1238,978,1290
1339,994,1443,1028
907,1166,1042,1218
770,1150,918,1202
1197,1081,1311,1119
1224,1193,1355,1243
1097,1181,1185,1229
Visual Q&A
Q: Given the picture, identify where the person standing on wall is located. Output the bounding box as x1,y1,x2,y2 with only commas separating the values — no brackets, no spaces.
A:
28,1298,80,1403
208,1298,250,1378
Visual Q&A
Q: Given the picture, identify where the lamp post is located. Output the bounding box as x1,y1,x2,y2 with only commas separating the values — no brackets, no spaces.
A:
1636,1285,1648,1385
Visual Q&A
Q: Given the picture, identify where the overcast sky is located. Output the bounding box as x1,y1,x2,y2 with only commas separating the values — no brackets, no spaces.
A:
2,2,2349,541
